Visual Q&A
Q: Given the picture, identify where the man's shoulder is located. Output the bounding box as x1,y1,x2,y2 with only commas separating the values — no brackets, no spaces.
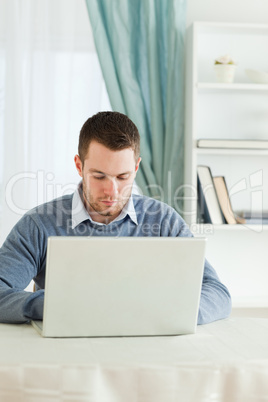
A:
131,194,189,236
132,194,179,216
2,194,75,245
26,193,74,219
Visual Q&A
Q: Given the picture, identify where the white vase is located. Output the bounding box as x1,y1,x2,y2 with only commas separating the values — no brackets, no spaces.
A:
214,64,236,83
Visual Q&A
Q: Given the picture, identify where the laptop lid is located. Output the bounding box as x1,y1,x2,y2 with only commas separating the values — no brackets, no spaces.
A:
35,237,206,337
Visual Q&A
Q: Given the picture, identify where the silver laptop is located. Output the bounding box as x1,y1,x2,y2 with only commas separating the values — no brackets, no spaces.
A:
32,237,206,337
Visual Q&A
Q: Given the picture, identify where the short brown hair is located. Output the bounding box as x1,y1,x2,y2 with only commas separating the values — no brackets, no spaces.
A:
78,111,140,164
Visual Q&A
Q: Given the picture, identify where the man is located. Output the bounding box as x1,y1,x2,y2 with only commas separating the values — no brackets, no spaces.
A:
0,111,231,324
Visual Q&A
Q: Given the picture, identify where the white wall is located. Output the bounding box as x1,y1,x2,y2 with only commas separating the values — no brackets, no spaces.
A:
187,0,268,27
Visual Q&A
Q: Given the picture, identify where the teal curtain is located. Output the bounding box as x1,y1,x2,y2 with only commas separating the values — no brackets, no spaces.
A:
85,0,186,212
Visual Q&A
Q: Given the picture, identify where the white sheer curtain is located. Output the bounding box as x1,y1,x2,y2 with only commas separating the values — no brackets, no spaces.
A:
0,0,111,244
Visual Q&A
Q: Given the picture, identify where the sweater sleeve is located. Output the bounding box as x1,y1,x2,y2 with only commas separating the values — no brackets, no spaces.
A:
166,210,232,325
197,259,231,325
0,214,45,323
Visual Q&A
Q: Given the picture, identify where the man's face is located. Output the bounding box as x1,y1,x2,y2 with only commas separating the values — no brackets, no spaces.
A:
74,140,141,224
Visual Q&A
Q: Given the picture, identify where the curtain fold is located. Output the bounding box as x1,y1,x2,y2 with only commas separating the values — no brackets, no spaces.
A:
85,0,186,211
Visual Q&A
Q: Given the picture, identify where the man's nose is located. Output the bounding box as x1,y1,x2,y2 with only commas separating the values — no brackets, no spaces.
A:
103,178,118,197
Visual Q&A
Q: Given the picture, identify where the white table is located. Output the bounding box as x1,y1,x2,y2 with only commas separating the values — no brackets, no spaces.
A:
0,318,268,402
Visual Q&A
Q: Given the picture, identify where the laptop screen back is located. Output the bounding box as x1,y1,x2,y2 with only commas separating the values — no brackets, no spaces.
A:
40,237,206,337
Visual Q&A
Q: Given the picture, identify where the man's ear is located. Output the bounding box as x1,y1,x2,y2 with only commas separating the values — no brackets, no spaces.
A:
135,157,142,173
74,154,83,177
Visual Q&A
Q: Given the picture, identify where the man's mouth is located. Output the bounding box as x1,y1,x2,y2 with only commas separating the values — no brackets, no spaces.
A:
101,200,117,206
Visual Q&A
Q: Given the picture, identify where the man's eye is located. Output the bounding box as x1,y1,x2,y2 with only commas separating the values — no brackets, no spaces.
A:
94,176,105,180
118,176,129,180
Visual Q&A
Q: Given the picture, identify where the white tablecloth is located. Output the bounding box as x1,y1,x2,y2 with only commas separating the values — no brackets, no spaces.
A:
0,318,268,402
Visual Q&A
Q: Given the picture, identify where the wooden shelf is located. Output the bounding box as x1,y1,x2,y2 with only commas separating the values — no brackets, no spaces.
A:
194,147,268,156
191,223,268,232
194,21,268,36
197,82,268,91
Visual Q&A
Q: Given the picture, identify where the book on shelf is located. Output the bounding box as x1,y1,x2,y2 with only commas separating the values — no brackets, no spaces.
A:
196,139,268,150
213,176,237,225
197,165,226,224
197,168,268,225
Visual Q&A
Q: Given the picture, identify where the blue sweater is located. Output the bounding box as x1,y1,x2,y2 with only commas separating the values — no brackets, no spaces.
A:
0,193,231,324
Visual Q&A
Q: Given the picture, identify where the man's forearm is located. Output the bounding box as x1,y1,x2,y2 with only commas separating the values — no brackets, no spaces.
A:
198,281,232,325
0,284,44,323
197,260,232,325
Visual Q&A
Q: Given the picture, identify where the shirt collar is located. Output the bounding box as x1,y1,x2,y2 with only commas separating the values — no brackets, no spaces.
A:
71,182,138,229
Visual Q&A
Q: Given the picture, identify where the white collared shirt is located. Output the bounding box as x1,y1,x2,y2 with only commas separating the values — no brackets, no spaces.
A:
71,183,138,229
